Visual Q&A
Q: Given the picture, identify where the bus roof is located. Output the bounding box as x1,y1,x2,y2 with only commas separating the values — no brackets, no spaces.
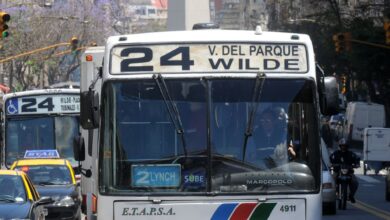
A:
3,88,80,101
83,46,105,53
106,29,312,46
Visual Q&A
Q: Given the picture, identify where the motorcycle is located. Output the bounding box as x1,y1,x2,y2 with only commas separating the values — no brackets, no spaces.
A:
335,164,352,210
331,161,359,210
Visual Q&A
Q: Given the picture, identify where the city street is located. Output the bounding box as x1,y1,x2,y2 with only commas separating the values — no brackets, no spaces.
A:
324,150,390,220
1,1,389,219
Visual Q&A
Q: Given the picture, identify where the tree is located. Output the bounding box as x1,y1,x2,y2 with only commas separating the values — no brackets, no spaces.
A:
0,1,111,90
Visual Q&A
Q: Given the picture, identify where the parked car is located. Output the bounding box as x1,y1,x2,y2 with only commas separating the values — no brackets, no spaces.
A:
338,93,347,110
321,140,337,215
0,170,52,220
329,113,345,141
322,159,337,215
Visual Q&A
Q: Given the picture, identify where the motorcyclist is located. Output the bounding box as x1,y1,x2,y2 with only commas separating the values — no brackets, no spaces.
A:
329,138,359,203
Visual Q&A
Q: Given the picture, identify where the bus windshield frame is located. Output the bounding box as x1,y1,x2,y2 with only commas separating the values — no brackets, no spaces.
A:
99,77,321,196
5,115,80,167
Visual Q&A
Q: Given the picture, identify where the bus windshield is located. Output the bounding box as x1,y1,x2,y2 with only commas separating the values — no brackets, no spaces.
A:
5,116,79,167
100,78,320,195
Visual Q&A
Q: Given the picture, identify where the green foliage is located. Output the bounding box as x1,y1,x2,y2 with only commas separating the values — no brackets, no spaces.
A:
347,18,389,81
13,83,23,92
282,0,390,103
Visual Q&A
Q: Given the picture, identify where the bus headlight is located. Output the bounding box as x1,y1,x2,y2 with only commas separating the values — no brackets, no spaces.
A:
53,196,75,207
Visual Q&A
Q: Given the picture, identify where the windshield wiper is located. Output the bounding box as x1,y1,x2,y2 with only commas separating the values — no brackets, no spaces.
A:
0,196,16,203
203,78,212,192
242,73,266,161
153,74,188,157
37,181,57,186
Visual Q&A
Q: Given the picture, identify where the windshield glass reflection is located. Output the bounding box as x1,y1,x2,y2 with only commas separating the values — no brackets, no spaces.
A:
5,116,79,166
101,78,320,194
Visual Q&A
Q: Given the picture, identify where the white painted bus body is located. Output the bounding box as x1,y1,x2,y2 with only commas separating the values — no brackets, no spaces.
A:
84,29,322,220
79,46,104,216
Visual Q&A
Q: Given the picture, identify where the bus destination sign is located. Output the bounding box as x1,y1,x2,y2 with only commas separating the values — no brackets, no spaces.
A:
5,94,80,115
111,43,308,74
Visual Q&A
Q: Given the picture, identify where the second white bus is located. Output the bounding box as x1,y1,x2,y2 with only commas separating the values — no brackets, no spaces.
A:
2,88,80,170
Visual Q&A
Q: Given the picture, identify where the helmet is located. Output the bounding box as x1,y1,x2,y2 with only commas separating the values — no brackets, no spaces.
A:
338,138,348,147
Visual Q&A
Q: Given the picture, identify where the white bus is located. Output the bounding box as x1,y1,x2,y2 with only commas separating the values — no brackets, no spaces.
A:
78,46,105,215
76,27,339,220
2,88,80,171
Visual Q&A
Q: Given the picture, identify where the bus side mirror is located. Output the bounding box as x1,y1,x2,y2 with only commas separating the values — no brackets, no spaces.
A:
322,76,339,116
316,64,339,116
73,134,85,162
80,90,99,129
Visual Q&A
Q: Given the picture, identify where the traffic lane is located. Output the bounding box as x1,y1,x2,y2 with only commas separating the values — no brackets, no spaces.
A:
324,146,390,219
323,203,385,220
351,148,390,213
350,201,390,220
355,174,390,216
323,173,390,220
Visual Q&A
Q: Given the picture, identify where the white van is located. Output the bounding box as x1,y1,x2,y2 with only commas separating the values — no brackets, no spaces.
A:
362,127,390,175
343,101,386,143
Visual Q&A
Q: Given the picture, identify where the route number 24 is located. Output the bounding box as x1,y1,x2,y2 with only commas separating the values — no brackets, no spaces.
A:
120,47,195,72
21,97,54,112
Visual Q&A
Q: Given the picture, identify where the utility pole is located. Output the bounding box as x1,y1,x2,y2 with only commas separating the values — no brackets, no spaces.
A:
167,0,210,31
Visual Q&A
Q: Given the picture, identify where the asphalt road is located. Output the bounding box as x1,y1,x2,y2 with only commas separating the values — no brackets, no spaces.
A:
323,146,390,220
